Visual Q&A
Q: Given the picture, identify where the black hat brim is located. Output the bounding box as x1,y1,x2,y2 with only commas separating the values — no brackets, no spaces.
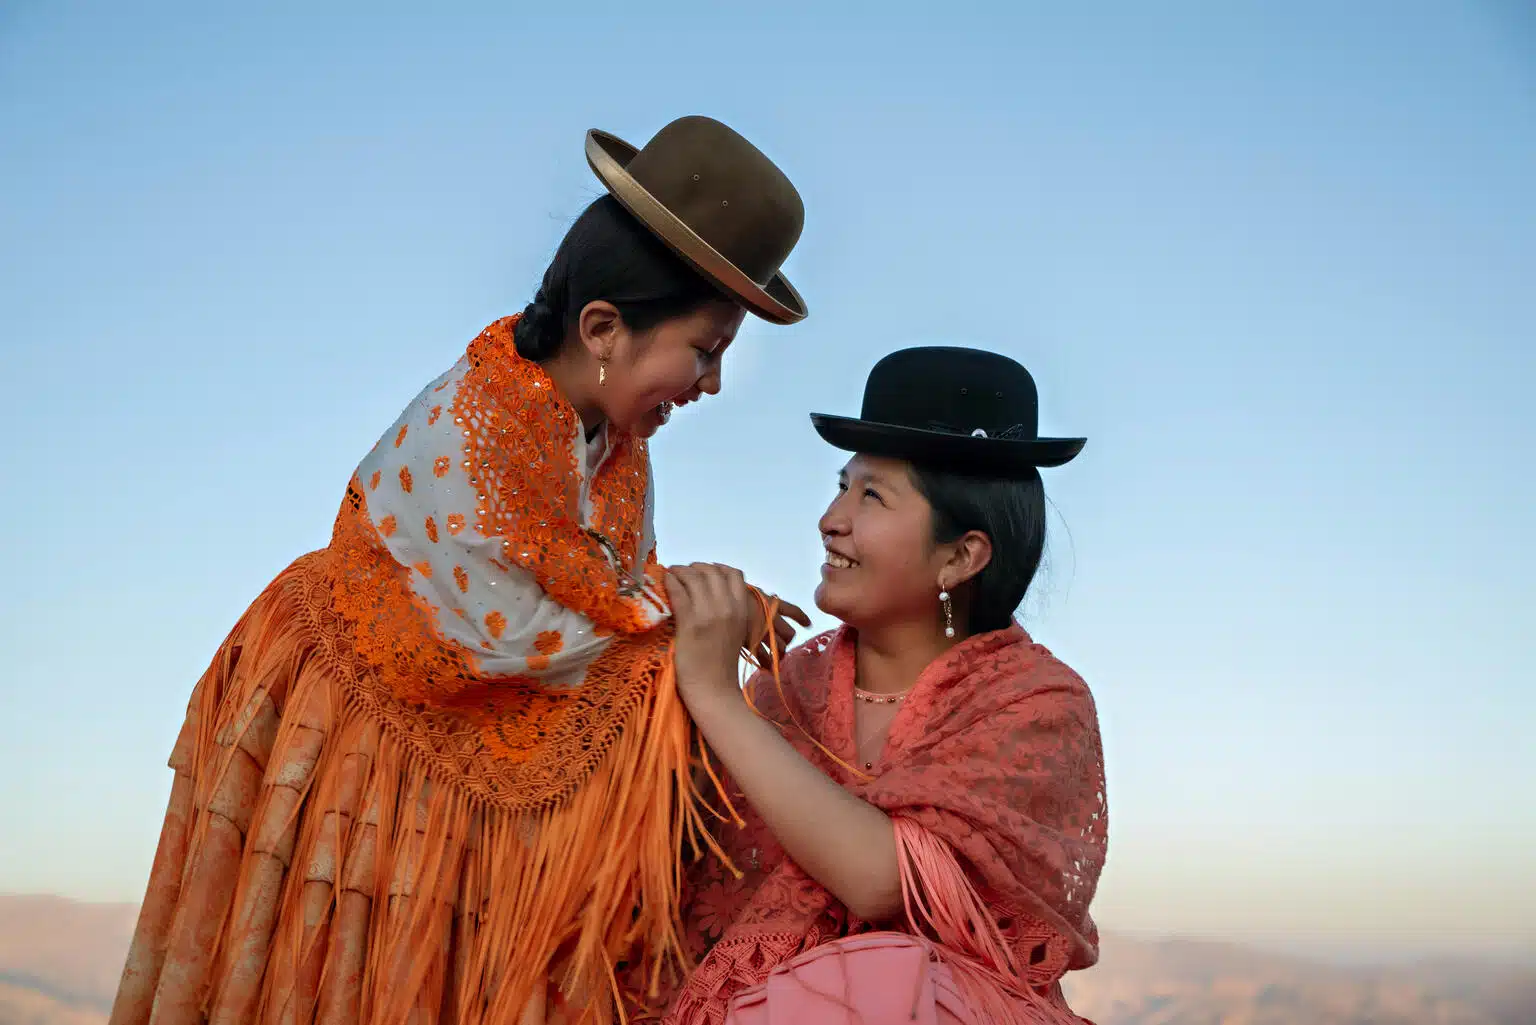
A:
810,413,1085,473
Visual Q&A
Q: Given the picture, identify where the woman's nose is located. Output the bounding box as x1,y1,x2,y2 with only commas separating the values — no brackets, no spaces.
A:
818,500,849,537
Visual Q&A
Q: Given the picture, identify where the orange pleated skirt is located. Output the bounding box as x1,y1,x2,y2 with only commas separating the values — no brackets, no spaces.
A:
109,552,710,1025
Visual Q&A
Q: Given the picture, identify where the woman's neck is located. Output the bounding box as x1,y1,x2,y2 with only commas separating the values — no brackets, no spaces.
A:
852,620,956,695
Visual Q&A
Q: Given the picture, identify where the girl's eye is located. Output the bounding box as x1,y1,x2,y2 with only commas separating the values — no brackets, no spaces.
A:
864,488,882,502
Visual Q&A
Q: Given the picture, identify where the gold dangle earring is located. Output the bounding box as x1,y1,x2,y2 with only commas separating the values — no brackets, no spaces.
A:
598,355,609,386
939,586,955,638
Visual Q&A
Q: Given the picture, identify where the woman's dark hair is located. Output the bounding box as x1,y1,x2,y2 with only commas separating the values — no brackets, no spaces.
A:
513,195,727,360
907,465,1047,635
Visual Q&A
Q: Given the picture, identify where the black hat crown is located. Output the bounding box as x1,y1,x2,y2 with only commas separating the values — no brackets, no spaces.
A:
811,346,1084,475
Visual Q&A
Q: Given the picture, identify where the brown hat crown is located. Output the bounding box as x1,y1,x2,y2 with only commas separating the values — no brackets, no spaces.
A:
622,116,803,288
586,116,807,323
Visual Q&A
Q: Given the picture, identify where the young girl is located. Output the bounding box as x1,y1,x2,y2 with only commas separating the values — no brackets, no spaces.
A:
110,116,810,1025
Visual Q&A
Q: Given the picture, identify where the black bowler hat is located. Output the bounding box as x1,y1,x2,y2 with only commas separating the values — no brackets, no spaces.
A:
810,347,1085,476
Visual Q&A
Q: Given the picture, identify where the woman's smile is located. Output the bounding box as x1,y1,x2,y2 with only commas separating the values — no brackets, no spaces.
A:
823,549,858,571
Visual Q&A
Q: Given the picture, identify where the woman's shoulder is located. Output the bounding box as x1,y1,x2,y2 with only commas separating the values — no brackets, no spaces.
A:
953,627,1098,725
785,628,842,680
745,627,841,715
787,627,840,663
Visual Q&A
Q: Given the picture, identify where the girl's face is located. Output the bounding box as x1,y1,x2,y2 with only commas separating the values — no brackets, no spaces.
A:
814,454,956,632
599,300,746,438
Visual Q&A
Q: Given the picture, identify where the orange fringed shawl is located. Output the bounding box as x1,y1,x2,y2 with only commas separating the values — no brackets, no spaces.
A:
659,625,1108,1025
110,318,719,1025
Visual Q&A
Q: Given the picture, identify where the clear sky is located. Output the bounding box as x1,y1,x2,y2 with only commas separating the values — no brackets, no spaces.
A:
2,1,1532,960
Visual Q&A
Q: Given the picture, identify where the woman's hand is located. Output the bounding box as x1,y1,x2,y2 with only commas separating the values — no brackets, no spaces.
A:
667,564,901,921
667,562,754,701
666,563,810,704
751,591,812,670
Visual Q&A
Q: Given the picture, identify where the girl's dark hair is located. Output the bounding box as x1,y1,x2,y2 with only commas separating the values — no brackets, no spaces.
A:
907,465,1047,635
513,195,727,359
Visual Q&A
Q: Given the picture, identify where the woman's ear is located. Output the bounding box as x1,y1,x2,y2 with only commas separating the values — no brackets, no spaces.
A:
942,530,993,590
575,300,623,362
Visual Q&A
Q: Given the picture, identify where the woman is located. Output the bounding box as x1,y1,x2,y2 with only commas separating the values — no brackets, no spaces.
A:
110,116,810,1025
662,346,1108,1024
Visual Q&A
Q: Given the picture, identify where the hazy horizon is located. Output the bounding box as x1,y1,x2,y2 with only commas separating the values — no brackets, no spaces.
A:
3,891,1529,970
2,2,1532,962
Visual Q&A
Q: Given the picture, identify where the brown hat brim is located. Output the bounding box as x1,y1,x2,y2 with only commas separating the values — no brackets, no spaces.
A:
585,129,807,325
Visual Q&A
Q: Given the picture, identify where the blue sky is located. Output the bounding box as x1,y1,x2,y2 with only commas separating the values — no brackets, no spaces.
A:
2,2,1532,959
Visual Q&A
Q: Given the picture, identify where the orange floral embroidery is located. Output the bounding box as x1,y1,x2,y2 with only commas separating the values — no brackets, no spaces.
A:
328,477,680,777
451,320,652,635
413,561,433,578
485,610,507,639
434,455,451,478
324,320,676,805
399,466,414,494
428,404,443,425
370,470,381,490
378,515,397,538
394,424,409,447
527,629,564,672
425,516,439,542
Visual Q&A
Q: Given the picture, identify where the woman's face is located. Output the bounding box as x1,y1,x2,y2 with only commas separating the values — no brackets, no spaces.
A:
814,454,954,631
602,300,746,439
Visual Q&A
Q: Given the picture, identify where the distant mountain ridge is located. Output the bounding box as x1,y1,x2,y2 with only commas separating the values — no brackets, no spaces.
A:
0,895,136,1024
1059,933,1534,1025
0,895,1529,1025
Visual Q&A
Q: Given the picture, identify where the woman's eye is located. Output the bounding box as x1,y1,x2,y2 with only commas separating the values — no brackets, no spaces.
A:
863,488,881,501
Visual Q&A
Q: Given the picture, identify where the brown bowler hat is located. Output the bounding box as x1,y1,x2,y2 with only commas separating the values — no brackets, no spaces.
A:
586,116,807,324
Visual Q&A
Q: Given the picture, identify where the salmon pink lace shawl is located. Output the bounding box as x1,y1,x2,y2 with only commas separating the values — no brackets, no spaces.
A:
662,624,1108,1023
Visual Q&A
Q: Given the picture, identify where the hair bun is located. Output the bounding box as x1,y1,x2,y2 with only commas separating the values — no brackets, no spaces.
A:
513,291,561,359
